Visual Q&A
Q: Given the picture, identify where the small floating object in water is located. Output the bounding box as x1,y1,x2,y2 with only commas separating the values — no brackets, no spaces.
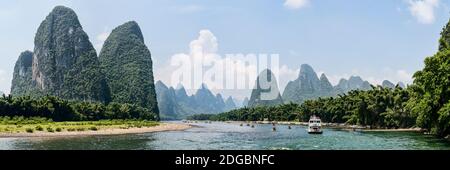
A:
288,126,292,129
240,123,243,126
251,125,255,128
246,123,250,126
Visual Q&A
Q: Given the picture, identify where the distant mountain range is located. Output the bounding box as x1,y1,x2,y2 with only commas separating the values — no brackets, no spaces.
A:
7,6,407,120
156,81,238,120
248,69,284,107
250,64,405,105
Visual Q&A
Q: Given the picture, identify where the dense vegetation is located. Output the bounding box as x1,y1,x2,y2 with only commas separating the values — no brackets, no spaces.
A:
99,21,159,116
406,20,450,136
282,64,375,104
31,6,110,102
0,95,158,122
10,51,39,97
0,117,158,133
192,86,414,127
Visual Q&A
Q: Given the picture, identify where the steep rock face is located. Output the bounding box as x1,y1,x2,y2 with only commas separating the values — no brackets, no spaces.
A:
32,6,110,102
215,94,226,112
319,74,334,96
224,96,237,111
155,81,178,119
99,21,158,115
248,69,283,107
282,64,333,104
11,51,37,96
193,84,224,113
439,18,450,51
175,86,191,104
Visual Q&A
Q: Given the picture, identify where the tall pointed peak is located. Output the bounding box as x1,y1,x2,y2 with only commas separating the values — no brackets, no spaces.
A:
320,73,329,81
17,51,33,67
439,18,450,51
175,83,185,90
256,69,277,82
155,81,168,90
298,64,319,81
110,21,144,42
226,96,233,101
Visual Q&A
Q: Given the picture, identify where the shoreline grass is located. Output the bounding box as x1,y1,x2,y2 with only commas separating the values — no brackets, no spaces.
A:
0,116,159,134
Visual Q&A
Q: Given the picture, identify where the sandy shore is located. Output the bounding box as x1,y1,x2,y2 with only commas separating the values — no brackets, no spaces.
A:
0,123,192,138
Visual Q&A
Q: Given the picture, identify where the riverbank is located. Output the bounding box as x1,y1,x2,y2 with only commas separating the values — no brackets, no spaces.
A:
0,121,192,138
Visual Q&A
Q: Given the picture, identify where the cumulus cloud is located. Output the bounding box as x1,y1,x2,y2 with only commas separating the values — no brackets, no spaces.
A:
161,30,256,91
284,0,310,10
156,29,300,99
408,0,440,24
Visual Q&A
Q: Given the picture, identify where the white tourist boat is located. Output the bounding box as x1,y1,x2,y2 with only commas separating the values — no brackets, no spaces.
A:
308,116,323,134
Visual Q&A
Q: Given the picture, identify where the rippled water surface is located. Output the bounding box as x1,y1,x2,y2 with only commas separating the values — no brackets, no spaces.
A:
1,122,449,150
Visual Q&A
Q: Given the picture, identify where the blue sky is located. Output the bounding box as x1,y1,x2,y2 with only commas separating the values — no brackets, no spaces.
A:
0,0,449,99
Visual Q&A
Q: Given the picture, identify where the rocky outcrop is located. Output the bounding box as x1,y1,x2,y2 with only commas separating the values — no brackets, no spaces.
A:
31,6,110,102
11,51,37,96
99,21,158,115
225,96,237,111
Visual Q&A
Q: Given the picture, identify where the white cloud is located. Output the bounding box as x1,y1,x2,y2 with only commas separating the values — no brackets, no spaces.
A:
156,30,301,98
284,0,310,10
407,0,440,24
94,30,110,53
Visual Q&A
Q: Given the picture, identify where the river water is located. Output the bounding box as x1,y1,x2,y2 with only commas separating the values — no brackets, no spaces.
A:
1,122,449,150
